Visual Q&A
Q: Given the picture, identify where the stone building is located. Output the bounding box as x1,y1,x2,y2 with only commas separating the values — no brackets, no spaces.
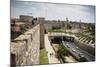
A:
20,15,33,24
44,20,65,31
11,22,25,32
20,15,34,29
11,18,26,40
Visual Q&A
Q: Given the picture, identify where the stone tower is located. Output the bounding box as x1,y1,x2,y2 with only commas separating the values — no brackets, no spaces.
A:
37,17,45,49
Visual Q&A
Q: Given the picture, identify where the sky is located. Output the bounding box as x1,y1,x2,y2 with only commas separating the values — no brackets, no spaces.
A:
11,0,95,23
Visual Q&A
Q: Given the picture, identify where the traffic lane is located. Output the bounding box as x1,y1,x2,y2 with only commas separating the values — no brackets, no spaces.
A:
64,41,84,56
67,42,95,60
64,41,95,61
65,41,95,61
66,42,94,58
62,41,80,59
71,43,95,59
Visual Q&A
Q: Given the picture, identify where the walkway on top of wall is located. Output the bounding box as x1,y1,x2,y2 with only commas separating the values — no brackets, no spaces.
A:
44,34,60,64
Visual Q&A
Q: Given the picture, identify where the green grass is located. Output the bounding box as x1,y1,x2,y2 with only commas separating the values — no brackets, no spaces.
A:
48,29,64,33
39,49,48,65
79,34,95,42
48,29,75,35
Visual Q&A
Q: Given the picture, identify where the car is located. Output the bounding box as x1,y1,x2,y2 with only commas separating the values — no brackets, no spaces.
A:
72,49,76,52
79,56,87,62
67,45,70,48
78,53,83,57
76,47,79,49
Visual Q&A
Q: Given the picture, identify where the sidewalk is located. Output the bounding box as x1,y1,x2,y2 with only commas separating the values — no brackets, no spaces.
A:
45,34,60,64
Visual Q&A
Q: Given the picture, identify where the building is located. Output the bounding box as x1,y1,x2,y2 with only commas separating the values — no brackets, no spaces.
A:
20,15,33,26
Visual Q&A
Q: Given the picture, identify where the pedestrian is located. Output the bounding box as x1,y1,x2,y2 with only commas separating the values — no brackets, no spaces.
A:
50,53,51,57
51,53,53,56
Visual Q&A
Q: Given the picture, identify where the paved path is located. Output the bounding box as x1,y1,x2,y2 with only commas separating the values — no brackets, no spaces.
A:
45,34,60,64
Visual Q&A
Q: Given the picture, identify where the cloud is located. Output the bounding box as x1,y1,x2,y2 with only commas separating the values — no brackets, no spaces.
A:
11,1,95,23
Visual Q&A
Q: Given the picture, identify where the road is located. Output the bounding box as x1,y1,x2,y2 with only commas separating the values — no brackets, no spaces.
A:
48,32,95,61
62,40,95,61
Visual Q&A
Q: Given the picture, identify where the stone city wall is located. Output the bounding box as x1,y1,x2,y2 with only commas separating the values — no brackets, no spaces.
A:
11,24,40,65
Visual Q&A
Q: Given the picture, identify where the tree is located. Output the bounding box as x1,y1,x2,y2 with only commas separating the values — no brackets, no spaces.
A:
67,23,72,29
57,44,69,56
32,19,34,25
20,26,27,34
84,23,95,35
